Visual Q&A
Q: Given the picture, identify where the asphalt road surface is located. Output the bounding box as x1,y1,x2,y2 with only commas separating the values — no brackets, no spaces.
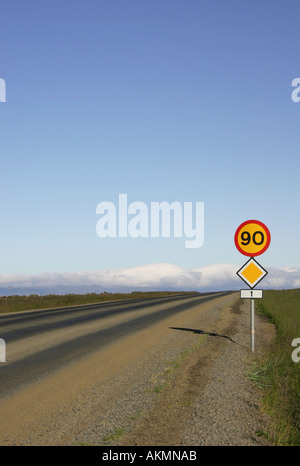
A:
1,290,271,447
0,292,232,401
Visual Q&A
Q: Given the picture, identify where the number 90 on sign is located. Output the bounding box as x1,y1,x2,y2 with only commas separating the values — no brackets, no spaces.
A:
234,220,271,257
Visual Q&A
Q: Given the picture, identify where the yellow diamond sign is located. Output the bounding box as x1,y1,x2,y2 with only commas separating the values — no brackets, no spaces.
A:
237,258,267,289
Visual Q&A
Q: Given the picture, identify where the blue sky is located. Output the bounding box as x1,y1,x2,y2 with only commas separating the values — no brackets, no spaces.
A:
1,0,300,292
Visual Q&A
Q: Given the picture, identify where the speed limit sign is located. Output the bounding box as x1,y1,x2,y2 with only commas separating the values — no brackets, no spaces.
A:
234,220,271,257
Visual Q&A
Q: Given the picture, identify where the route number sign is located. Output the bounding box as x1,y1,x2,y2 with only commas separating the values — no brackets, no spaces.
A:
234,220,271,257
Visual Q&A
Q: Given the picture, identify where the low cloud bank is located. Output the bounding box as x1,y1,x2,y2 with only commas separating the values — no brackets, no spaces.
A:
0,263,299,295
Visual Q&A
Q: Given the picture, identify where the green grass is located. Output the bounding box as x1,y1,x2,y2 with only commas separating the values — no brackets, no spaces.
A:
149,335,207,395
102,427,124,444
0,291,197,314
254,289,300,445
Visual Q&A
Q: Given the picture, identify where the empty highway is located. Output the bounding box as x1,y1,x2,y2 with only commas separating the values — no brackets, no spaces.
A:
0,291,245,445
0,292,233,399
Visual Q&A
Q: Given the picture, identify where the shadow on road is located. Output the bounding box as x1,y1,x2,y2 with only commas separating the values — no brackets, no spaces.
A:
169,326,240,345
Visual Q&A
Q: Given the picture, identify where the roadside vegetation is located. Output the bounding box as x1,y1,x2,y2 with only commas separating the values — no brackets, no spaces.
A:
0,291,197,314
252,289,300,445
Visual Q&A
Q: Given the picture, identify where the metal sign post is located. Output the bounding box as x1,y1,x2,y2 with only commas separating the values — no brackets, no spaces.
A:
240,290,263,352
234,220,271,352
250,298,255,352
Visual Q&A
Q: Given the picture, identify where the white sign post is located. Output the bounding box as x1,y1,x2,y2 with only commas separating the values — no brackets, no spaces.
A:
250,299,255,352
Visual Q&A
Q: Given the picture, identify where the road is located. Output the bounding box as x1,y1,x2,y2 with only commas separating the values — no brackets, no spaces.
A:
0,291,248,445
0,292,232,400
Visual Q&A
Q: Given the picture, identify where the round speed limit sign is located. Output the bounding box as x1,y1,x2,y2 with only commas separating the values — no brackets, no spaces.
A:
234,220,271,257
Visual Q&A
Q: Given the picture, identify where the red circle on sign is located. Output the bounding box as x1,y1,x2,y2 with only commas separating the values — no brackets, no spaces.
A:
234,220,271,257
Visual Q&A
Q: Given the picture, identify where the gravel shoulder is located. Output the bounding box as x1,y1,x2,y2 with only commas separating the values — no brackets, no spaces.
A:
180,299,276,446
119,297,276,446
0,293,275,446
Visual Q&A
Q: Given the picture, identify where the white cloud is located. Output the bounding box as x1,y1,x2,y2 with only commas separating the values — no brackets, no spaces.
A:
1,263,300,294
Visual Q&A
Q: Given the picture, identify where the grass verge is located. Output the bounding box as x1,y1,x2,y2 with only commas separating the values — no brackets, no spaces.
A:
149,334,208,395
253,289,300,445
